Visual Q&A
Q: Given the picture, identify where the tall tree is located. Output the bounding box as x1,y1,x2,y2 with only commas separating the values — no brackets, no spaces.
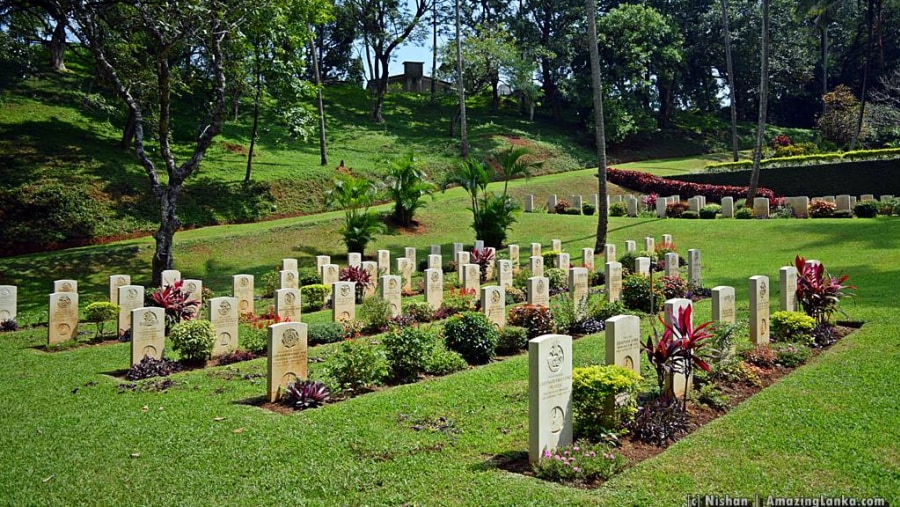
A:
747,0,770,206
1,0,70,70
454,0,468,157
72,0,245,285
721,0,739,161
349,0,432,123
310,36,328,166
585,0,608,253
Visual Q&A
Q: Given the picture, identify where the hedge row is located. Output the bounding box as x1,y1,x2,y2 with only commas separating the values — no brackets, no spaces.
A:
607,168,775,203
705,147,900,173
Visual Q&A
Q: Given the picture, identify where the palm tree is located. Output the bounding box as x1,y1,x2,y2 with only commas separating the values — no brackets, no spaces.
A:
585,0,609,253
747,0,770,207
492,146,542,196
383,153,437,226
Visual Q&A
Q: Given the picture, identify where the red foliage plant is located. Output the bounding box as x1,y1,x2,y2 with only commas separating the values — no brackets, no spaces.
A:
794,256,852,324
644,305,712,408
607,168,776,203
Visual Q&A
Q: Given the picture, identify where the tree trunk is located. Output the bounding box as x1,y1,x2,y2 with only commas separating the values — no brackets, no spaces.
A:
151,186,181,286
121,108,137,149
455,0,468,157
586,0,608,253
310,36,328,166
850,0,874,150
50,17,67,72
431,0,438,101
245,40,262,184
820,23,828,114
747,0,769,207
721,0,739,162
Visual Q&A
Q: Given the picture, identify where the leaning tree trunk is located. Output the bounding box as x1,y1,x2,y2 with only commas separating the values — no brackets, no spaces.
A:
309,36,328,166
455,0,468,157
245,39,262,184
747,0,769,207
151,185,182,284
50,17,67,71
721,0,740,162
586,0,608,253
850,0,874,150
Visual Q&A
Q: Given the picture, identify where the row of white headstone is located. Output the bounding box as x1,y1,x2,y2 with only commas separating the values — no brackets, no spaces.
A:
522,193,639,213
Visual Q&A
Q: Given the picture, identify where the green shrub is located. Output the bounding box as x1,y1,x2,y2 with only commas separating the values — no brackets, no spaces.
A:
505,286,526,304
382,326,438,383
833,210,852,219
239,323,268,354
84,302,119,340
770,311,816,345
563,207,581,215
681,211,699,219
169,319,216,363
442,312,499,365
660,276,687,299
772,342,811,367
545,267,568,292
541,250,562,268
261,270,279,297
507,305,555,339
325,340,387,392
699,205,720,219
572,365,642,436
401,301,435,323
512,268,533,290
307,322,346,345
434,288,477,319
853,201,878,218
621,274,664,313
297,267,321,287
496,326,529,354
301,284,329,311
590,299,628,322
617,251,647,275
0,181,101,251
582,204,596,215
875,200,896,216
424,342,468,375
609,202,627,217
359,296,392,333
734,208,753,219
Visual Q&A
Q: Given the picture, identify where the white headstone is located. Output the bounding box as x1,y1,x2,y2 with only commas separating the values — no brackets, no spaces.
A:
661,234,673,248
463,263,481,299
687,249,701,287
688,197,701,212
281,258,298,272
753,197,769,218
456,251,471,284
582,248,595,272
711,286,736,324
380,275,402,318
529,256,544,278
266,322,308,402
474,240,485,251
117,285,144,337
589,194,599,207
528,334,573,463
280,270,299,290
109,275,130,305
482,286,506,328
721,197,734,218
569,268,589,319
396,257,413,292
571,195,583,211
428,254,442,271
551,239,562,252
656,198,668,218
54,279,77,293
275,288,302,321
527,277,550,307
626,197,638,217
130,307,165,365
430,244,441,256
424,268,443,309
548,194,558,213
508,245,520,272
316,255,331,272
835,194,851,212
362,261,378,298
452,242,464,258
233,274,254,315
404,247,416,269
182,279,203,306
531,242,541,258
624,240,636,253
48,292,78,345
347,253,362,268
635,257,651,277
497,259,514,289
321,264,340,300
644,237,655,252
665,252,679,277
332,282,356,322
208,297,239,356
749,276,770,345
779,266,798,312
161,270,181,288
0,285,16,322
524,194,534,212
792,196,810,218
860,194,874,202
557,252,570,270
377,250,390,275
663,298,693,397
605,262,623,302
605,315,641,374
604,244,616,263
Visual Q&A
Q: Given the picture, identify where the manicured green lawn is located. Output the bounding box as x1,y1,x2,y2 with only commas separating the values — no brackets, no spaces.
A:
0,169,898,505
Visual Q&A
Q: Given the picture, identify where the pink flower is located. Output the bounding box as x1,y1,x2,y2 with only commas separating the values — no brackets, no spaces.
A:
543,450,551,458
573,467,581,472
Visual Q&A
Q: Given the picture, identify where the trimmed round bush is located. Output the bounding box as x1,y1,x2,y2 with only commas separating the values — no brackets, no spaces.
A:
582,204,596,215
545,267,568,293
401,301,435,323
301,284,329,311
735,207,753,219
307,322,345,345
442,312,499,365
507,304,555,339
609,202,627,217
808,199,836,218
496,325,529,354
771,311,816,345
621,274,664,313
699,204,720,219
681,211,699,219
383,326,438,382
573,365,642,435
853,201,878,218
169,319,216,362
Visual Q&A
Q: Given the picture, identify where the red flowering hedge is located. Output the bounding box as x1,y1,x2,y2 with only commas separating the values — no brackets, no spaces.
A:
607,168,776,203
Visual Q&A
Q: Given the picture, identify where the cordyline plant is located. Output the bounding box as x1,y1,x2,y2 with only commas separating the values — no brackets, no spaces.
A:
340,265,374,302
148,280,200,330
471,247,495,282
794,256,853,324
643,305,712,409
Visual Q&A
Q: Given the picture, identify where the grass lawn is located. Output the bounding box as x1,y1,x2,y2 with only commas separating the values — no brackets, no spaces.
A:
0,169,898,505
